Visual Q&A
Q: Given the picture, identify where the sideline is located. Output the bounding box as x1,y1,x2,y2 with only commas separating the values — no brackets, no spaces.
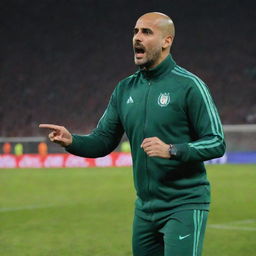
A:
0,204,58,213
208,219,256,231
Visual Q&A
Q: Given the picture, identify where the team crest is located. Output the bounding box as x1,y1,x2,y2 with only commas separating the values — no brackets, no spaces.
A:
158,93,170,107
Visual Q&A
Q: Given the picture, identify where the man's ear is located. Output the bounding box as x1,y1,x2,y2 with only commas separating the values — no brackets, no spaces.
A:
162,35,173,49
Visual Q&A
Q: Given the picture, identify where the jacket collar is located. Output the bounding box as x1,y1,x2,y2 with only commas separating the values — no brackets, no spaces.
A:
140,54,176,79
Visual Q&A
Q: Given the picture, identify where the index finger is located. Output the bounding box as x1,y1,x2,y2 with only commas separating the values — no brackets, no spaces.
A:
39,124,62,130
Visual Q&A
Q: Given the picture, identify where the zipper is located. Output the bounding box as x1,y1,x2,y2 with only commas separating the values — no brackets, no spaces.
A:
143,79,152,205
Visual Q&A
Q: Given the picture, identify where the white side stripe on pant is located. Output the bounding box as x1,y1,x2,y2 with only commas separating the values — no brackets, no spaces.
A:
193,210,204,256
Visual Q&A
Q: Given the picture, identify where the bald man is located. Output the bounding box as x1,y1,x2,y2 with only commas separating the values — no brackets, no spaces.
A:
133,12,174,69
40,12,225,256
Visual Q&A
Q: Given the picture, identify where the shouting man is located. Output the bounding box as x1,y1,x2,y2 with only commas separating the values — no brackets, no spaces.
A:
40,12,225,256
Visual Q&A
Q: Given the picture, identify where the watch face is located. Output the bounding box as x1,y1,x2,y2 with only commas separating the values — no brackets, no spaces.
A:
169,145,177,157
171,146,177,156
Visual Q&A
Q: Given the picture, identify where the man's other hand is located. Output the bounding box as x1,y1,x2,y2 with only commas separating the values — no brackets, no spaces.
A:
141,137,170,159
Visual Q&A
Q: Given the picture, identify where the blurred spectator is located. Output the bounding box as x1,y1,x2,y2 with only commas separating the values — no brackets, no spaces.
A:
14,143,23,156
38,142,48,156
3,142,11,154
121,140,131,153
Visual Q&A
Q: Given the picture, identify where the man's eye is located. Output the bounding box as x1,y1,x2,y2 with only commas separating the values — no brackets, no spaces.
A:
143,29,152,35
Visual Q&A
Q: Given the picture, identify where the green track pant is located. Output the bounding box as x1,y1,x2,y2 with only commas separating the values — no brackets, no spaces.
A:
132,210,208,256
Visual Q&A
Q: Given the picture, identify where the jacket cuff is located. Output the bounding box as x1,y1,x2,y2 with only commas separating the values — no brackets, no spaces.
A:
65,134,78,153
172,143,190,161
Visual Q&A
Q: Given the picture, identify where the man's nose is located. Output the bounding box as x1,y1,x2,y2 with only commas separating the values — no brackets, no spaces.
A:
133,32,142,42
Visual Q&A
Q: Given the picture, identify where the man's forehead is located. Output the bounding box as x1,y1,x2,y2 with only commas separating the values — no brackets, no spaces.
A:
134,17,160,30
134,13,175,38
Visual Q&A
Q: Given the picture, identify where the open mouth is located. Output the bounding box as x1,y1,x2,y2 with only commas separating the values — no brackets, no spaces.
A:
134,45,145,58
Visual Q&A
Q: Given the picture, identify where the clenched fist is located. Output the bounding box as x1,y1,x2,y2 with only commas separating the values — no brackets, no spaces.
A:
141,137,170,159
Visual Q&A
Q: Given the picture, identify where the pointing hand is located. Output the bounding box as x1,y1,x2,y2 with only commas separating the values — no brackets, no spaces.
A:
39,124,72,147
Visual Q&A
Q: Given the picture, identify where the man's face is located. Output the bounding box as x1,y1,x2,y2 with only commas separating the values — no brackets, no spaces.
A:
133,17,164,69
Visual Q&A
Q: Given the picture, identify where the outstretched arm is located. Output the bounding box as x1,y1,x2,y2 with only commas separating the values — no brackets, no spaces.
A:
39,88,124,158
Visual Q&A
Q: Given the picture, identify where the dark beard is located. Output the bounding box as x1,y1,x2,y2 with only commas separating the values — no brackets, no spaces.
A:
137,50,161,70
138,59,155,70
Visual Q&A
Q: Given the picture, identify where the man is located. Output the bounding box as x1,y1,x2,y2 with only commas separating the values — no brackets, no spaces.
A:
40,12,225,256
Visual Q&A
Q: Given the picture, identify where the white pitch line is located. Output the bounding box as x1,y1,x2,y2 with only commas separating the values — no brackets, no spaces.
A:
208,224,256,231
226,219,256,225
0,204,56,213
208,219,256,232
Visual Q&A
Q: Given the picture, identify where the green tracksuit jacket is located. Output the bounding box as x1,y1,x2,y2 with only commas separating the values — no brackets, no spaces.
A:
66,55,225,220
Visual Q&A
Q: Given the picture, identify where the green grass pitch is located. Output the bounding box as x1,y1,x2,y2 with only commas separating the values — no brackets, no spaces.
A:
0,164,255,256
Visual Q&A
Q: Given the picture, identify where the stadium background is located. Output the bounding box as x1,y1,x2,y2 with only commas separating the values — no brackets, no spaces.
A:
1,0,255,137
0,1,256,256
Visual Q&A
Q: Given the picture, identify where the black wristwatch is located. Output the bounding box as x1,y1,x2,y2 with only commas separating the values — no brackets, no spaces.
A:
169,144,177,158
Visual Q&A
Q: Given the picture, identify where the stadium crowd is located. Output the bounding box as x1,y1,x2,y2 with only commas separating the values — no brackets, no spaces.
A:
1,0,255,137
